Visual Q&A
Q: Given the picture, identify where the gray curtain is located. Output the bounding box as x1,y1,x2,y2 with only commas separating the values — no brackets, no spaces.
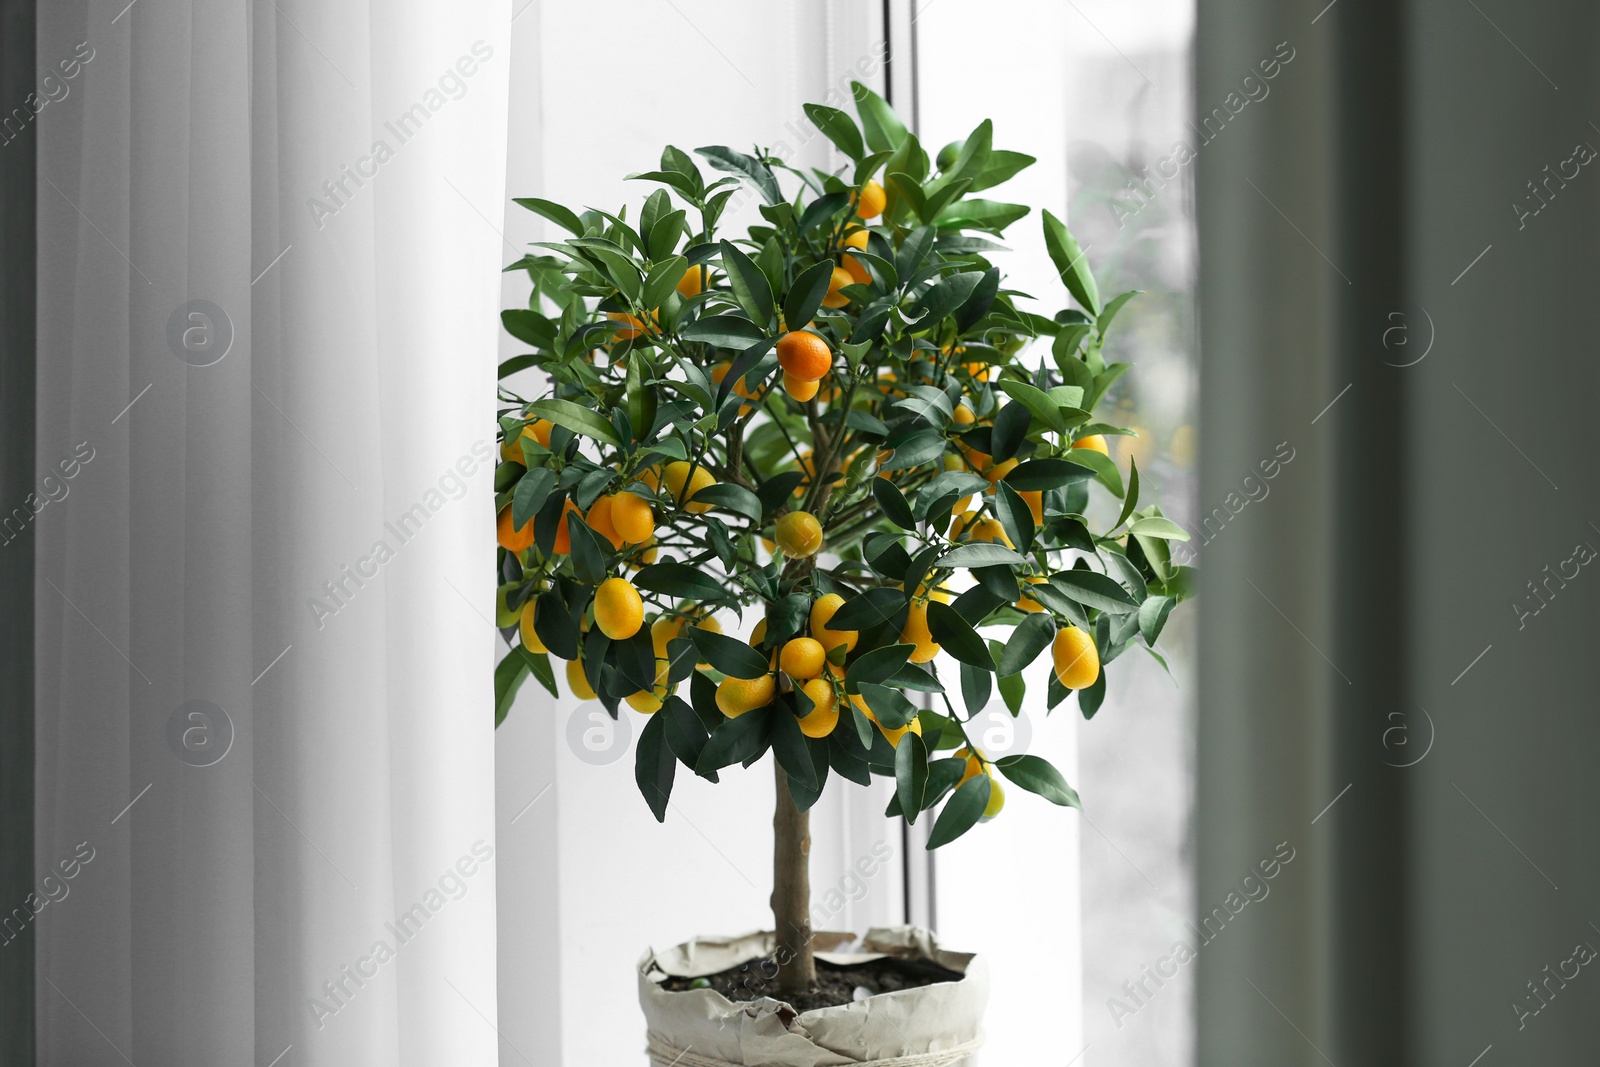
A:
1198,0,1600,1063
0,0,35,1063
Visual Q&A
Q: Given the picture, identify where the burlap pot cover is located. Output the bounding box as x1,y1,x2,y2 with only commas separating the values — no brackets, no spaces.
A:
638,926,988,1067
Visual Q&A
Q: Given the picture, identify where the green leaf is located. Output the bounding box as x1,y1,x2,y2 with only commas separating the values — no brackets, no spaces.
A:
513,197,584,236
1065,446,1124,497
697,707,771,772
1096,290,1141,338
633,562,729,603
997,380,1067,433
648,209,688,262
1053,332,1094,386
910,271,986,326
994,481,1035,556
787,734,830,813
755,236,784,300
966,150,1036,193
955,268,1001,332
691,628,770,679
960,660,992,716
716,339,777,408
953,584,1006,625
896,225,938,280
927,120,991,197
1128,516,1192,541
920,177,973,225
1052,570,1139,614
511,466,557,529
920,755,967,809
764,593,811,647
1139,594,1177,646
771,707,818,790
498,354,539,379
990,400,1031,464
997,669,1025,716
1048,384,1087,409
935,199,1030,233
888,663,944,693
1115,457,1141,532
494,460,526,495
625,352,655,445
501,309,555,348
936,543,1026,569
996,754,1082,809
589,246,643,303
494,650,530,727
635,710,676,822
847,644,915,690
643,255,688,309
798,191,852,235
803,103,866,162
886,172,926,222
662,144,704,184
851,296,895,344
854,149,893,186
1105,548,1148,605
526,398,622,448
662,695,711,771
927,773,991,849
871,479,916,531
784,260,836,333
850,80,909,153
1135,528,1174,584
1087,362,1132,410
757,471,806,513
887,429,945,469
615,629,659,693
665,635,699,685
696,145,783,205
1004,458,1094,491
1042,209,1102,315
680,315,767,350
688,670,722,734
848,705,875,752
859,682,919,730
719,241,775,325
830,587,909,631
998,612,1055,677
895,731,929,825
566,517,608,584
927,602,994,670
1078,673,1107,719
537,586,584,661
690,482,762,523
521,646,558,700
627,169,702,205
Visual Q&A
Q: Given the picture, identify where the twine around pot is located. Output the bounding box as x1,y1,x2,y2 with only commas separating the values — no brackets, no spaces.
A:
646,1032,986,1067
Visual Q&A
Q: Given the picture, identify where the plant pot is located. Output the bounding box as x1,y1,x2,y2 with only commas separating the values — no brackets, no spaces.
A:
638,925,988,1067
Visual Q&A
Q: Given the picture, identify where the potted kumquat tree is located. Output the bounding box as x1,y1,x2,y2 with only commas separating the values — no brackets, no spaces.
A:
493,83,1192,1066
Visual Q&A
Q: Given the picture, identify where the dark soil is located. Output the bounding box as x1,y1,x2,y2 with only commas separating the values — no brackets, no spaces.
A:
660,954,965,1013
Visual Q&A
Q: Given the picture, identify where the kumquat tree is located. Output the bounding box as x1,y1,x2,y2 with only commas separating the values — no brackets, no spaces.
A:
492,82,1193,993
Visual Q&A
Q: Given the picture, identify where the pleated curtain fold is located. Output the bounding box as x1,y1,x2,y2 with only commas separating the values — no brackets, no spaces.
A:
33,3,509,1063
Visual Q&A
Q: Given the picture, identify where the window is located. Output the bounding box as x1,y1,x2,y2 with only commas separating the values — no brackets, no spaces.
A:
914,4,1198,1064
495,5,1196,1064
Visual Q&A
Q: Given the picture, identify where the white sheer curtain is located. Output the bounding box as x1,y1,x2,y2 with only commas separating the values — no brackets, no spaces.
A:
34,3,508,1065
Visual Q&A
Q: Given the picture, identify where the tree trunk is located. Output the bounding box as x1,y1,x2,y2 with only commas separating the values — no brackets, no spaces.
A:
772,757,815,993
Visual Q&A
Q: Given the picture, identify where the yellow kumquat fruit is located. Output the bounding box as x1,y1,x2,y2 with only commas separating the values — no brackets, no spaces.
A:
594,577,644,640
1053,625,1101,689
